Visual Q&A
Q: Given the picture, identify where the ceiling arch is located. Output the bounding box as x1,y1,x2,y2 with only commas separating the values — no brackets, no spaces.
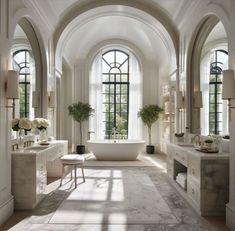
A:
54,0,179,53
55,4,178,73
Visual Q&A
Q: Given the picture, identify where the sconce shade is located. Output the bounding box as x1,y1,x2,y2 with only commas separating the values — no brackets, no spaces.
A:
194,91,203,108
6,70,19,99
222,70,235,99
49,91,56,108
175,91,184,109
32,91,39,108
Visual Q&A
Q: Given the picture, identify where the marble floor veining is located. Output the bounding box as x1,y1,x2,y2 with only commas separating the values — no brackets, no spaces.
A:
0,153,230,231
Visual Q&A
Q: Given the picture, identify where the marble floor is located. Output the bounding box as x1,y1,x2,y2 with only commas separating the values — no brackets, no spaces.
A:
0,153,230,231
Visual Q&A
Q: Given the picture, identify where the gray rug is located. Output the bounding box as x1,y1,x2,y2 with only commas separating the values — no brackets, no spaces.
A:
49,169,178,224
83,153,157,167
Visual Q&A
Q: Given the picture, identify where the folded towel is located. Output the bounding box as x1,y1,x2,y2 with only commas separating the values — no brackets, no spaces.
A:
177,172,187,177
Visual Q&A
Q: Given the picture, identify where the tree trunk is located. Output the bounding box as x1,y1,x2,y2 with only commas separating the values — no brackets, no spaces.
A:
148,126,151,145
79,122,83,145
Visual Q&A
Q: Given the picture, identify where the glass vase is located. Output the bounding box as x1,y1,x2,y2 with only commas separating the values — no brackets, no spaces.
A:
39,129,47,142
18,129,25,150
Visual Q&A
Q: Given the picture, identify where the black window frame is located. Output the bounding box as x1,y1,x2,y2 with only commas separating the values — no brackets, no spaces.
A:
209,49,228,135
13,49,31,118
102,49,130,139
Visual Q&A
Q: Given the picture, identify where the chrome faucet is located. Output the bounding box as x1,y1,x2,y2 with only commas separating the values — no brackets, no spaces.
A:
192,134,201,146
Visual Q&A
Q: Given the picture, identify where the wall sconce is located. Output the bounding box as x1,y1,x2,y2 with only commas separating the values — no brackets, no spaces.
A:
222,69,235,106
32,91,39,108
6,70,19,117
48,91,56,108
175,91,184,109
194,91,203,108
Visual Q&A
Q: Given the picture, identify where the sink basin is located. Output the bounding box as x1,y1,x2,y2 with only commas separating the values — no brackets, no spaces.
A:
177,143,194,147
25,145,49,151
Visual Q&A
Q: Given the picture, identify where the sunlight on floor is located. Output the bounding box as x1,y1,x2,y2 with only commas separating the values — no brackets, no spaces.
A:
142,155,167,172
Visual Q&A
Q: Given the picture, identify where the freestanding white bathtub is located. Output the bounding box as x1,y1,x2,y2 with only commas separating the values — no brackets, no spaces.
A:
86,140,145,160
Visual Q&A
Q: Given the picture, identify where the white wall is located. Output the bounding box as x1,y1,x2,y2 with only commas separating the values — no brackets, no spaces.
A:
0,0,54,225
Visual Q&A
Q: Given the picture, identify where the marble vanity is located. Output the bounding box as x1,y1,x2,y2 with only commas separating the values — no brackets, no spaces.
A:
166,142,229,216
11,140,68,210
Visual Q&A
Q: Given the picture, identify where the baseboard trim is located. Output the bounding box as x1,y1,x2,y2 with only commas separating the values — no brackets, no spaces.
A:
0,196,14,225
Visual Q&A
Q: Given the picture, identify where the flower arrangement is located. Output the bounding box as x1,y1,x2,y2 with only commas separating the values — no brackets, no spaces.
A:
12,118,32,132
32,118,50,131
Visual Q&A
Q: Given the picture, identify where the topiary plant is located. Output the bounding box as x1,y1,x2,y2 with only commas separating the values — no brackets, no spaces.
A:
138,104,164,153
68,102,94,153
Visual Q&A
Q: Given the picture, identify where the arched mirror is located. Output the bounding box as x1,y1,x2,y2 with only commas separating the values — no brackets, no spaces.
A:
200,21,228,136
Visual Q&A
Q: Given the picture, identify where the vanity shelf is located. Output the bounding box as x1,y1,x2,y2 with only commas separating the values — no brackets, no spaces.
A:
166,142,229,216
11,140,68,210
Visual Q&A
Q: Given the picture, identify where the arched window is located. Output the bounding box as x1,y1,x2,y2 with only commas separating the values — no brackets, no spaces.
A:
90,47,142,140
102,50,129,139
209,49,228,134
13,49,33,118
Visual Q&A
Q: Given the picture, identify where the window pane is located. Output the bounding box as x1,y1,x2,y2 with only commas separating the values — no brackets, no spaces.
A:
209,85,215,92
102,61,110,73
210,75,216,82
121,74,128,82
121,95,128,103
115,74,121,82
217,113,223,121
217,93,222,102
116,84,120,93
116,51,128,66
210,104,215,112
209,94,215,103
103,74,109,82
217,74,222,82
217,122,223,131
218,103,223,112
103,52,114,65
120,60,128,73
110,74,115,82
217,84,222,93
121,85,128,93
110,67,120,74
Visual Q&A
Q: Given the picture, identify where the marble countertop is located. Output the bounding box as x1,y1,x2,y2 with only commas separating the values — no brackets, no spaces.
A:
12,143,55,155
171,142,230,160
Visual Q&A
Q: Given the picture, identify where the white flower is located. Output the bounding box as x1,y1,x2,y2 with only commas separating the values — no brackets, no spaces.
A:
32,118,42,128
32,118,50,130
41,119,50,128
19,118,32,130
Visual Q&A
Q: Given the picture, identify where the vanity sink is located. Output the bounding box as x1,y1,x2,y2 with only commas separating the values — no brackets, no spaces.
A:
177,143,194,147
25,145,49,151
178,143,194,147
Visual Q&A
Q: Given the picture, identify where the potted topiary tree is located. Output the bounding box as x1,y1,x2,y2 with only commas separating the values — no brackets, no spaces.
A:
68,102,94,154
138,104,164,154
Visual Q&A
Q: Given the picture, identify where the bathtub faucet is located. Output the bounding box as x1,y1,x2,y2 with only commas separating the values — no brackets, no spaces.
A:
112,127,118,142
87,131,95,140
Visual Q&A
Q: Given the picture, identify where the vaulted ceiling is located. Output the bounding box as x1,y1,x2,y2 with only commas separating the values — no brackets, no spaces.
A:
19,0,225,73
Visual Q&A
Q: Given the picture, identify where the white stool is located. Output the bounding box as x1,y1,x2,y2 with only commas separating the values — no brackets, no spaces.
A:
60,154,85,188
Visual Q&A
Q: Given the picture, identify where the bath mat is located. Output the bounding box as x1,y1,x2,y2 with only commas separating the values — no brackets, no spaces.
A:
83,153,165,168
49,169,178,224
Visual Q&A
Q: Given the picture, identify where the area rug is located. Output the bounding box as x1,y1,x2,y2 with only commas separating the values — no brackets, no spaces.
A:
49,168,178,224
83,153,164,167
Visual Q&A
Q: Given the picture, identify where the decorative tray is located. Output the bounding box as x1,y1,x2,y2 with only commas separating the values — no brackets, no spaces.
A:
39,142,50,146
195,147,218,153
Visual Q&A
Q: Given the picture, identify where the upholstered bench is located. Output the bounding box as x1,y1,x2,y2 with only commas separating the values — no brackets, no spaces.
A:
60,154,85,188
